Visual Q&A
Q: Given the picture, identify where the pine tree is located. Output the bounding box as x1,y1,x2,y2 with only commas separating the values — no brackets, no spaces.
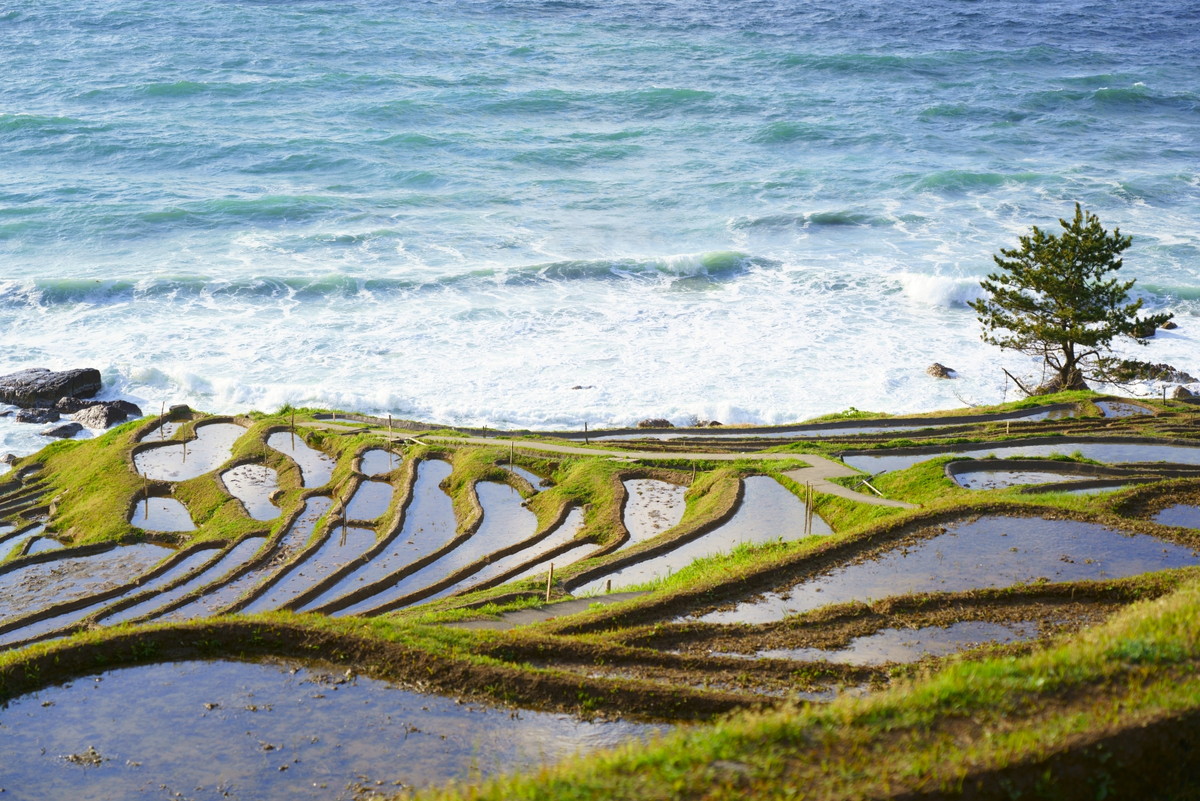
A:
970,204,1171,394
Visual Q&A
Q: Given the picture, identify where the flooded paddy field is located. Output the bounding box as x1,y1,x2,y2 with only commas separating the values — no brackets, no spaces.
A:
344,479,394,522
359,448,401,477
267,432,335,489
0,544,173,624
6,399,1200,799
134,422,247,482
696,516,1200,625
129,496,195,532
573,476,827,595
843,438,1200,475
0,659,664,801
221,464,281,521
332,481,538,615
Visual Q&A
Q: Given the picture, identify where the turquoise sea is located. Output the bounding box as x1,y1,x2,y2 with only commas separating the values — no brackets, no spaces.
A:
2,0,1199,453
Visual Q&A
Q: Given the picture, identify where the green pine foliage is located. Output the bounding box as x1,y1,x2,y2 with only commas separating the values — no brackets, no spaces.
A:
970,204,1171,393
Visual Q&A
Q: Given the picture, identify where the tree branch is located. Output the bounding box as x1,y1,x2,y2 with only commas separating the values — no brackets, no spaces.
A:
1002,368,1037,397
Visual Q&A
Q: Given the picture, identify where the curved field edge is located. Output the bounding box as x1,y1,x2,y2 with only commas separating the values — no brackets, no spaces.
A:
408,578,1200,801
0,616,754,722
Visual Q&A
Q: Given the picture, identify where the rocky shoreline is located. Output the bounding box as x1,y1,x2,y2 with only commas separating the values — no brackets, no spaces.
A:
0,367,141,441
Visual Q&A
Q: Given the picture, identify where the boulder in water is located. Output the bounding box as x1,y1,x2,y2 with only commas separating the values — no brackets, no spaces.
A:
14,408,60,424
74,402,141,430
926,363,956,379
637,418,674,429
0,367,102,408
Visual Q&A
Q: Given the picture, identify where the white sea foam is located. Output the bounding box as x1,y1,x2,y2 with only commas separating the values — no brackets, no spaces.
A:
898,273,985,307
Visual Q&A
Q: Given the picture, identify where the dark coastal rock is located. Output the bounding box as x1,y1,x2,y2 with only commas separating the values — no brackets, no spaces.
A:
41,422,83,439
1110,360,1197,384
1172,386,1195,400
14,408,60,424
706,420,723,427
0,409,10,418
1162,320,1179,330
74,402,138,430
1,453,16,465
637,418,674,429
926,363,956,379
169,404,191,418
0,367,102,408
570,385,595,390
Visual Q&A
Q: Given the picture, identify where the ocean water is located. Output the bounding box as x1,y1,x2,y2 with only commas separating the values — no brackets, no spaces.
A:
2,0,1199,457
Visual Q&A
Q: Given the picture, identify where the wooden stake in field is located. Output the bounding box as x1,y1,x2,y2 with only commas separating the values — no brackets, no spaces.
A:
340,492,349,545
545,562,554,603
388,415,394,469
181,438,187,464
160,402,166,440
290,409,296,449
509,440,515,467
804,482,814,536
583,421,588,445
143,475,149,520
605,578,612,593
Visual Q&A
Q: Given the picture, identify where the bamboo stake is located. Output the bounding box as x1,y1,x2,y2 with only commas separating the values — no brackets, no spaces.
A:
584,421,588,445
160,402,165,440
143,475,149,520
545,563,554,603
344,488,351,536
509,440,515,466
605,578,612,593
290,409,296,449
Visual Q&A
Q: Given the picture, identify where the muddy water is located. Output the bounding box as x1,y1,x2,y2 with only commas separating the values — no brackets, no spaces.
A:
139,420,183,441
952,470,1094,490
299,460,454,612
333,480,535,616
267,432,336,488
0,660,664,801
222,464,281,521
576,476,828,595
0,544,172,624
360,448,401,476
134,423,247,482
622,479,687,544
1096,401,1153,418
196,498,335,613
129,497,195,532
1154,504,1200,529
751,621,1041,665
844,440,1200,474
346,480,394,521
0,548,221,648
426,507,589,601
1,525,46,559
699,516,1200,625
101,539,265,624
242,527,375,613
